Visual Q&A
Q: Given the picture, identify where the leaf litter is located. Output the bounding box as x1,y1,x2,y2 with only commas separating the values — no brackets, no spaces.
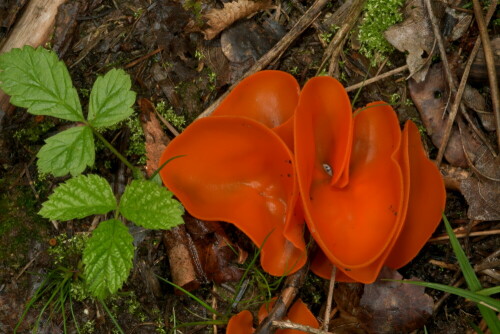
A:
0,0,498,333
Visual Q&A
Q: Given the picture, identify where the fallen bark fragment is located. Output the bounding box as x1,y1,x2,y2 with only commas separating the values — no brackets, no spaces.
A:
139,98,244,290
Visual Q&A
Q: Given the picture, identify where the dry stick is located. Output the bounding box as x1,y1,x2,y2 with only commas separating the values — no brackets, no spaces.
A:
436,1,498,164
272,320,335,334
255,264,309,334
196,0,330,119
322,266,336,331
327,0,365,76
124,47,163,69
315,0,365,76
428,229,500,242
345,64,409,92
472,0,500,150
425,0,496,159
0,0,67,115
289,0,329,48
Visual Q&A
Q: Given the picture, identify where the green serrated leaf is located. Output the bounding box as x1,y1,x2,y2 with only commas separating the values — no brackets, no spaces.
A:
83,219,134,299
0,46,83,121
119,180,184,229
39,174,116,220
37,126,95,177
87,68,136,128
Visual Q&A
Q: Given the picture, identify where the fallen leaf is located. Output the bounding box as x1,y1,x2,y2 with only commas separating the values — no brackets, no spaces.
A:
221,18,285,82
459,123,500,220
461,176,500,221
408,63,483,168
203,0,273,40
384,0,435,82
463,85,496,132
334,267,434,334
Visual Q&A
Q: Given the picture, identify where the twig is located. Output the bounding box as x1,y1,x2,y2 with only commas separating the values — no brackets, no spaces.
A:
345,65,409,92
319,0,365,76
436,0,498,164
472,0,500,150
255,263,309,334
428,229,500,242
289,0,329,47
125,47,163,69
322,266,336,331
425,0,496,159
197,0,330,119
15,251,41,281
272,320,335,334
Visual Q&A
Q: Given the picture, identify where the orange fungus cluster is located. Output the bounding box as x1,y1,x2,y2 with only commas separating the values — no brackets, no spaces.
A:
159,71,446,284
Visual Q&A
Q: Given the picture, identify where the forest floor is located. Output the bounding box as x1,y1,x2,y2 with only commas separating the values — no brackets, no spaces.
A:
0,0,499,333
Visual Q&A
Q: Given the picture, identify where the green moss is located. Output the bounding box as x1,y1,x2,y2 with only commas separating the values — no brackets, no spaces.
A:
358,0,405,65
156,101,186,130
0,181,48,265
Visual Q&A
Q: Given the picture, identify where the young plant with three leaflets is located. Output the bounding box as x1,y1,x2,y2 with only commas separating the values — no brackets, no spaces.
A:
0,46,184,299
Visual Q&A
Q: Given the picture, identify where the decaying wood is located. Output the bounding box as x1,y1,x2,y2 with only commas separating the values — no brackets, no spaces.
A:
316,0,365,76
139,98,243,290
197,0,330,119
139,98,200,290
472,0,500,150
0,0,67,117
255,263,309,334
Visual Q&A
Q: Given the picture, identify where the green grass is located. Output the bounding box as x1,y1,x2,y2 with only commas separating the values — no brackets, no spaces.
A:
394,214,500,332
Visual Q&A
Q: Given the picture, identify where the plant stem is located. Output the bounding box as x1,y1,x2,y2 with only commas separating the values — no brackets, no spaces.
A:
88,125,143,179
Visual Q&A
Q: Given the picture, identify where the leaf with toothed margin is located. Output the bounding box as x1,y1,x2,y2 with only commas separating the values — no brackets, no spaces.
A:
83,219,134,299
119,179,184,229
39,174,116,220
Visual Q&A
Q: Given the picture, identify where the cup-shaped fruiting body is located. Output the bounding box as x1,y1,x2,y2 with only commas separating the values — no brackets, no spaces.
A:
160,70,446,283
159,116,306,276
227,298,319,334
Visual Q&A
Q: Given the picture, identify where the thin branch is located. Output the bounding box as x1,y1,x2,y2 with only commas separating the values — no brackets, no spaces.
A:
472,0,500,150
197,0,331,119
255,263,309,334
272,320,336,334
345,65,409,92
429,229,500,242
436,0,498,164
322,266,336,331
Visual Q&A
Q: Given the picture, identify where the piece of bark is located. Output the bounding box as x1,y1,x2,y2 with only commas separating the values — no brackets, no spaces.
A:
52,0,87,58
184,217,244,284
139,98,244,290
139,98,200,291
0,0,67,119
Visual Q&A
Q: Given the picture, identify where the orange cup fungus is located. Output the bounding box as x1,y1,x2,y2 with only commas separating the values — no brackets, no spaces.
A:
159,70,446,283
227,298,319,334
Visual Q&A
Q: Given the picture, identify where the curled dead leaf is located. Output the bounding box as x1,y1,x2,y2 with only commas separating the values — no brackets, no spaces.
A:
334,267,434,334
408,63,483,168
203,0,273,40
384,0,435,82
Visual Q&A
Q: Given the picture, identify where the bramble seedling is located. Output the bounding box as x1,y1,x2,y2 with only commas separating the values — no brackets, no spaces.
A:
0,46,185,303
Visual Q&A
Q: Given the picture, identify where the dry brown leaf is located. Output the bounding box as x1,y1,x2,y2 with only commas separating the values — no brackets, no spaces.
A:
408,63,483,167
203,0,273,40
334,267,434,334
384,0,435,82
459,121,500,220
